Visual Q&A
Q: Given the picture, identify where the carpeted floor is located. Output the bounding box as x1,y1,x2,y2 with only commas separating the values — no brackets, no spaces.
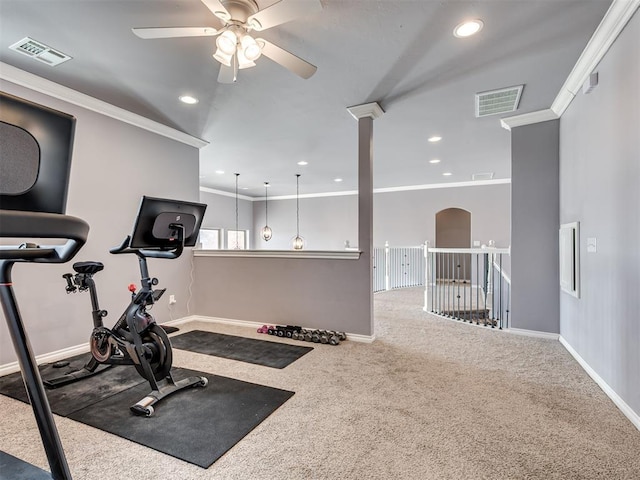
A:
1,287,639,479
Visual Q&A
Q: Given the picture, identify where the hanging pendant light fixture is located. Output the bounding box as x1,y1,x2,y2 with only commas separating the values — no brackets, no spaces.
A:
292,174,304,250
234,173,240,249
261,182,273,242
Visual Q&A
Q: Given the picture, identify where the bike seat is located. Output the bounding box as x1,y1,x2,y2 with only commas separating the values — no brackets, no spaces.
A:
72,261,104,274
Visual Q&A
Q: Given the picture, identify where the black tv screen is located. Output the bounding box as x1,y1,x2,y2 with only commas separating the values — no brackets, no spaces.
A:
0,92,76,214
129,196,207,249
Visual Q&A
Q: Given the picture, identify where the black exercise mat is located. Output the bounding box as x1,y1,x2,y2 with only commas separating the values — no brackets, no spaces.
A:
0,451,51,480
67,368,294,468
160,325,180,334
0,361,294,468
170,330,313,369
0,353,142,416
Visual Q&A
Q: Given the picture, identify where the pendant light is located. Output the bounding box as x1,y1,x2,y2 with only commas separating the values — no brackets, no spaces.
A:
234,173,240,249
261,182,273,241
292,174,304,250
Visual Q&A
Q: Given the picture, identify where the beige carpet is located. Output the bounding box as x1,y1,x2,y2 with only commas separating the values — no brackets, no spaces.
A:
1,287,638,479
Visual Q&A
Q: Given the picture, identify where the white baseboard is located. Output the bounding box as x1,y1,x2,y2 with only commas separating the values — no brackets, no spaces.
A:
560,336,640,432
504,328,559,340
175,315,376,343
0,343,89,377
0,317,375,376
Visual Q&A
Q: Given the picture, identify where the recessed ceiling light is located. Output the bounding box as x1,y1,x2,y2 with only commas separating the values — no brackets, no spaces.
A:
428,136,442,142
297,161,308,166
179,95,199,104
240,187,249,190
215,170,225,174
334,178,343,182
453,19,483,38
443,172,453,176
429,159,441,164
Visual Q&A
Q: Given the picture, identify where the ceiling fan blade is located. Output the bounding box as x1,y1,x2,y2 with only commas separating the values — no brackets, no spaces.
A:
257,39,317,79
201,0,232,22
132,27,219,39
248,0,322,31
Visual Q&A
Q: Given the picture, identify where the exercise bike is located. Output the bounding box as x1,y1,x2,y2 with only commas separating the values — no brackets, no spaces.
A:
44,196,208,416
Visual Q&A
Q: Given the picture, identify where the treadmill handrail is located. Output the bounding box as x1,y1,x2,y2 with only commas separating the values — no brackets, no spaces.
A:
0,209,89,263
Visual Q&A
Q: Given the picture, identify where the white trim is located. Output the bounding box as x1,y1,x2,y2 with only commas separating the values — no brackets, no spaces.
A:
503,328,559,340
194,249,361,259
0,316,374,376
265,189,359,201
207,178,512,202
500,109,558,131
0,343,89,377
169,315,375,343
560,336,640,431
347,102,385,120
0,62,208,149
551,0,640,117
373,178,511,194
199,186,254,201
499,0,640,129
428,246,510,255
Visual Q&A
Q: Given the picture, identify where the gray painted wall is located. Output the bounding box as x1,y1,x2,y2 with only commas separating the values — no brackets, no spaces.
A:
250,183,511,251
511,120,560,333
559,12,639,418
192,255,372,335
0,81,200,364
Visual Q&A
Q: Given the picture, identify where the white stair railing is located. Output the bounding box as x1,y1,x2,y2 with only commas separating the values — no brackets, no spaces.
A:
373,242,425,293
424,245,511,329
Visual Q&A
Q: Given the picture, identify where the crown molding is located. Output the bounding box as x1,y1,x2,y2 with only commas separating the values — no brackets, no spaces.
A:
374,178,511,194
0,62,208,149
347,102,385,120
199,186,253,201
500,0,639,130
209,178,511,201
551,0,640,117
500,109,558,131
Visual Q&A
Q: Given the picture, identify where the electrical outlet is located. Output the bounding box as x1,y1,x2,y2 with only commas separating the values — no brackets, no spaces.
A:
169,295,176,305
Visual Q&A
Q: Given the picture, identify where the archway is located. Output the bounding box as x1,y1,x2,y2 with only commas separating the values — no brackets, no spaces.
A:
435,208,471,281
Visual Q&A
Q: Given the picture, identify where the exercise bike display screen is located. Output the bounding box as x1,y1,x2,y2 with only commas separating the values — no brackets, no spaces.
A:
129,196,206,249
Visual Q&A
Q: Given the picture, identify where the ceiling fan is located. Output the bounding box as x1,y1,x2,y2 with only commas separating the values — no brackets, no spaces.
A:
132,0,322,83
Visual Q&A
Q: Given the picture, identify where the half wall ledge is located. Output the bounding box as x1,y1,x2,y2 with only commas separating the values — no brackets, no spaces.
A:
194,250,361,260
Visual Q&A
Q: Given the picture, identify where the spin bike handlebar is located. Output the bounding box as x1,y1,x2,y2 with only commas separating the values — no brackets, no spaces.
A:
0,210,89,263
109,232,184,260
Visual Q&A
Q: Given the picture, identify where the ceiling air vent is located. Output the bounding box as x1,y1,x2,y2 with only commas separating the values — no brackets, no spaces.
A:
9,37,72,66
472,172,494,181
475,85,523,118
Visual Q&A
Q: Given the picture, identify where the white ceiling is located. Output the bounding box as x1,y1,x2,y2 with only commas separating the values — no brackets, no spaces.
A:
0,0,613,197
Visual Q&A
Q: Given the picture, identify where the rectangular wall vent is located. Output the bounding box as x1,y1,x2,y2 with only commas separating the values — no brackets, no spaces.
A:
472,172,494,181
9,37,72,66
475,85,523,117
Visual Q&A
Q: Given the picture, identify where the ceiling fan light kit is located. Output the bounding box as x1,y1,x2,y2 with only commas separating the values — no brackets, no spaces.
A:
133,0,321,83
216,29,238,55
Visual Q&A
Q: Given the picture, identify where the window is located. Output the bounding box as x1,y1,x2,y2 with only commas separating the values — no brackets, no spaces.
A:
198,228,221,249
227,230,249,250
